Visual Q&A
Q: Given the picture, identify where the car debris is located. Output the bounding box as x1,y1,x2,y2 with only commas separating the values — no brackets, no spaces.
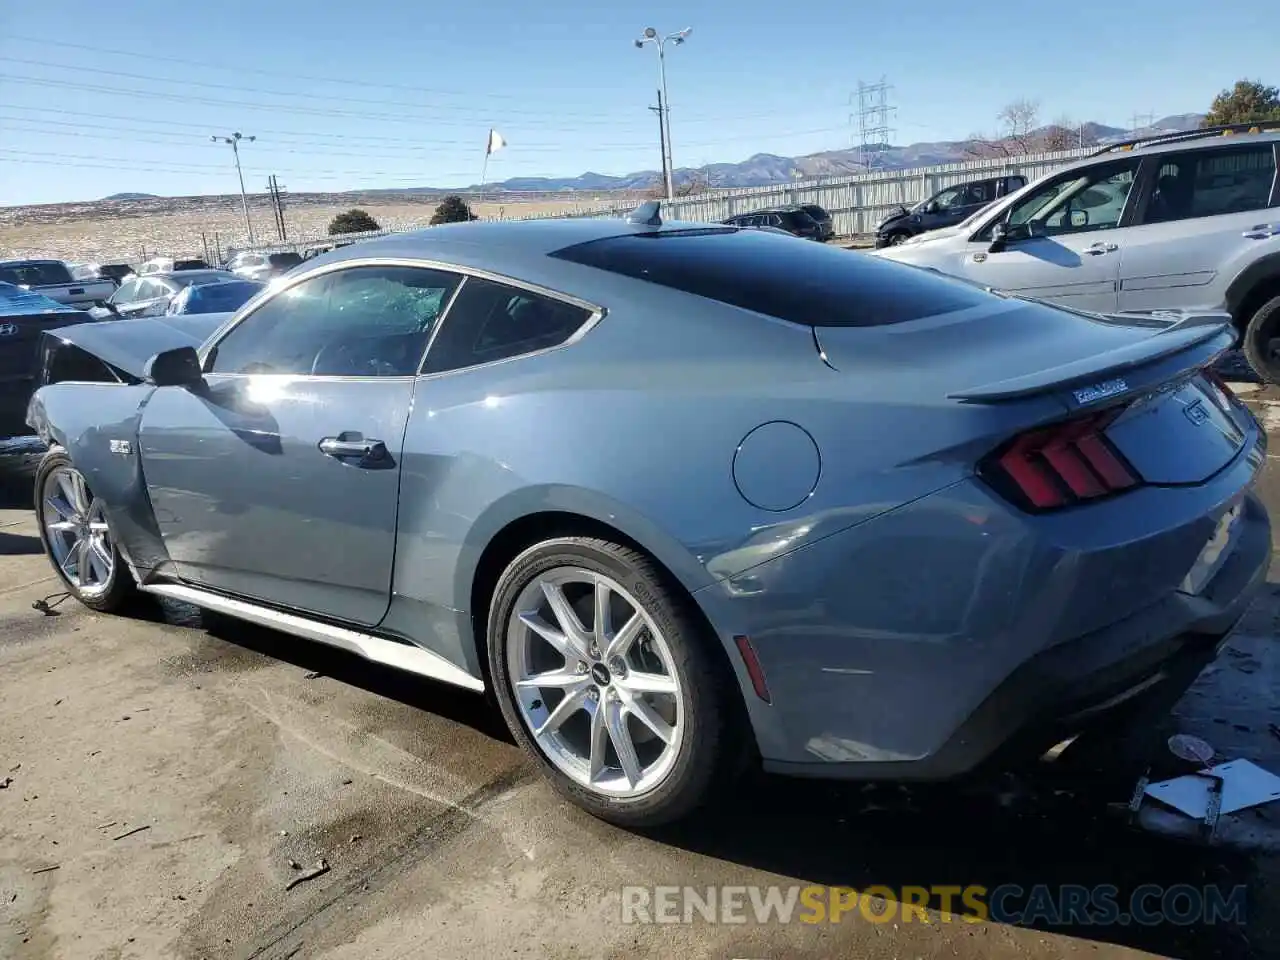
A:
284,859,329,891
31,865,60,875
112,824,151,841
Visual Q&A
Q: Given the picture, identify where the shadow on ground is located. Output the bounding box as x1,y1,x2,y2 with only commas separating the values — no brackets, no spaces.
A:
144,593,1276,960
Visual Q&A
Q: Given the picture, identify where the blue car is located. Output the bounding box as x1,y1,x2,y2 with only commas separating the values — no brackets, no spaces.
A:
23,209,1271,828
166,278,266,316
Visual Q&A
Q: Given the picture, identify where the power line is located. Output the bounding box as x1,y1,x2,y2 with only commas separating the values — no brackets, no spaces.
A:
0,52,834,128
0,113,846,155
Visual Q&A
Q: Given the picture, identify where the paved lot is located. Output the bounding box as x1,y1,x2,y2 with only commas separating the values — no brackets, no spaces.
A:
2,387,1280,960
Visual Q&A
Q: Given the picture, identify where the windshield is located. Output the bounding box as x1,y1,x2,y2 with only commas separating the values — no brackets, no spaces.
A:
0,261,73,286
181,281,264,313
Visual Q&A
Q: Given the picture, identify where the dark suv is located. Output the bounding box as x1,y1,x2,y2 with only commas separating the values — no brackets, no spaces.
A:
723,207,825,240
875,175,1026,247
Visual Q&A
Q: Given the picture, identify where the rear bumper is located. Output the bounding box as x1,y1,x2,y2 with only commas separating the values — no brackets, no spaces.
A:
694,436,1270,780
765,496,1268,780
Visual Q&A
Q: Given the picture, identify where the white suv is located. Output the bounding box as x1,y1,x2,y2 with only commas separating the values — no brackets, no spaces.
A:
872,124,1280,379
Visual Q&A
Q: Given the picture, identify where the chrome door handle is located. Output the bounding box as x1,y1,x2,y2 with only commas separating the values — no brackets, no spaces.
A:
1243,223,1280,239
1084,241,1118,255
319,436,387,462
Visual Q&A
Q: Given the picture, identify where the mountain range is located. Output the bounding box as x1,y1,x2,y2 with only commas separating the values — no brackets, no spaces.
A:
450,113,1207,195
97,114,1207,202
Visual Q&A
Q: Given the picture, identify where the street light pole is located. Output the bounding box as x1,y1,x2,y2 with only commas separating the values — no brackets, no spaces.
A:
635,26,691,201
211,132,256,244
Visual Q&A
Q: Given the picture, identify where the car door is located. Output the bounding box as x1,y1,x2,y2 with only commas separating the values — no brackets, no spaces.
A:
1116,142,1280,312
137,262,462,625
955,157,1143,313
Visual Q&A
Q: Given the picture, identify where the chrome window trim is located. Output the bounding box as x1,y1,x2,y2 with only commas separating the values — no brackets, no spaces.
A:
198,255,607,381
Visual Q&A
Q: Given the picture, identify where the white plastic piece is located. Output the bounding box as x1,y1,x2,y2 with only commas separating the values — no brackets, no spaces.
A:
1144,759,1280,819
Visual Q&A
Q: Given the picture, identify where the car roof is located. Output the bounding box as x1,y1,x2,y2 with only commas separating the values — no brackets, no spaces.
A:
320,216,736,266
147,269,234,281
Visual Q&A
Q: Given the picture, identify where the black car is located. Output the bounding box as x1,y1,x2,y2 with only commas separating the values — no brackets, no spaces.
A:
0,282,99,466
722,207,825,240
874,174,1027,248
797,204,835,241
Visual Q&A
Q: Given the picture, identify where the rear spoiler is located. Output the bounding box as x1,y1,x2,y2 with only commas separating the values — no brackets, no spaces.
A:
948,311,1234,403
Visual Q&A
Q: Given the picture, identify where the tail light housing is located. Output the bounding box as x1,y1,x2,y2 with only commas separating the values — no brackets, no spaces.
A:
979,406,1143,512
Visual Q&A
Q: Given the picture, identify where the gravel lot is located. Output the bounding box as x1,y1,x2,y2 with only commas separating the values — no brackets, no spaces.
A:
2,387,1279,960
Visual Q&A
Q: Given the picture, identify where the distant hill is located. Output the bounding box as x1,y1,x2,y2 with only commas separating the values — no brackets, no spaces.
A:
446,113,1206,195
83,113,1208,206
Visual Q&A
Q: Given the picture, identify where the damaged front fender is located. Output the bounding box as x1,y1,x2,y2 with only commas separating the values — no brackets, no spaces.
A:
28,380,174,580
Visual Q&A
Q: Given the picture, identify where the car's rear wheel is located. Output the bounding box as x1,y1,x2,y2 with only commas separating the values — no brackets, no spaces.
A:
487,537,738,827
1243,295,1280,383
35,449,137,613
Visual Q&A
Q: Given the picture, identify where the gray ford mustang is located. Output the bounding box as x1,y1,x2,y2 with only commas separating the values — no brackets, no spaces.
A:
25,209,1271,827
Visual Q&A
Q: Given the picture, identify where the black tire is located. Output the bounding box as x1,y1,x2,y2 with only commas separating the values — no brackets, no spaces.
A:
1242,294,1280,383
487,536,742,828
34,448,138,614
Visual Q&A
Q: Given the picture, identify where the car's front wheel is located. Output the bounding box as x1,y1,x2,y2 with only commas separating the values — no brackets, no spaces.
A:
35,449,137,613
487,537,740,827
1242,294,1280,383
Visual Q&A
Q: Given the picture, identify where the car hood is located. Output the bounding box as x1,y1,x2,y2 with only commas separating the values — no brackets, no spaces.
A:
869,223,967,258
876,208,912,231
46,312,231,378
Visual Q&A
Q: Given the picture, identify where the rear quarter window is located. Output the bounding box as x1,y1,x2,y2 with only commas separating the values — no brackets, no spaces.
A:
549,230,991,326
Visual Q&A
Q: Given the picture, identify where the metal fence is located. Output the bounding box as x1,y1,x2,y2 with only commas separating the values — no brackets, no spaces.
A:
244,146,1095,254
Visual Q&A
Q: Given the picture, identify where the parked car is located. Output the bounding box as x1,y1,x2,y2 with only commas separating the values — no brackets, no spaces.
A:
136,256,211,276
798,204,835,241
94,269,238,319
722,207,825,240
0,259,116,309
25,211,1269,828
872,123,1280,379
874,175,1027,247
0,282,98,467
71,262,136,286
226,250,305,282
165,279,266,315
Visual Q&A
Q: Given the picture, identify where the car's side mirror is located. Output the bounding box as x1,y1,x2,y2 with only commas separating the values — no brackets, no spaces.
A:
988,221,1011,253
93,299,119,315
144,346,204,388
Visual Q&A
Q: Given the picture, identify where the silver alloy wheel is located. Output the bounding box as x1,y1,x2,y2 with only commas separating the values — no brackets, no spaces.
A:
507,567,683,798
41,465,114,599
889,233,908,245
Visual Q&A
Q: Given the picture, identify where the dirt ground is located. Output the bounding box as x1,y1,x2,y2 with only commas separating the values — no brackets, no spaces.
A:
0,196,621,264
1,386,1279,960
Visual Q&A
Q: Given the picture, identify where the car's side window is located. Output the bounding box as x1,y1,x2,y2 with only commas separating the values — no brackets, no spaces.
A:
1139,145,1277,224
422,277,594,375
981,159,1141,239
208,265,461,377
136,279,165,300
931,187,965,211
109,279,138,304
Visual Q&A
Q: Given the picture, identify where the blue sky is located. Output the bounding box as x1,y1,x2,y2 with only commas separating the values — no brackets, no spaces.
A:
0,0,1274,205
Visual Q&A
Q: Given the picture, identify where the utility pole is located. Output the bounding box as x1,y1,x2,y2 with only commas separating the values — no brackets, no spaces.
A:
634,26,691,201
649,89,669,200
1129,112,1156,137
266,175,288,241
211,131,256,244
852,78,895,171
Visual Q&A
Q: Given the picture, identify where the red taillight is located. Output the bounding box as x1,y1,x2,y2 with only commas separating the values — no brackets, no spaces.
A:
982,407,1142,511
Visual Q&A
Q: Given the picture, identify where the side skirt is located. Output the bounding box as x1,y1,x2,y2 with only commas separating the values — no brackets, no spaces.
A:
138,582,485,693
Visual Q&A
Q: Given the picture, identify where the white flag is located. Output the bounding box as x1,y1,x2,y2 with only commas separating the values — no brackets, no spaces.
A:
486,129,507,155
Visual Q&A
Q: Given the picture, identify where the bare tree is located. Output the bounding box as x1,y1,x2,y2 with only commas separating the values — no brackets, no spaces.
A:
997,99,1041,153
962,99,1047,158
